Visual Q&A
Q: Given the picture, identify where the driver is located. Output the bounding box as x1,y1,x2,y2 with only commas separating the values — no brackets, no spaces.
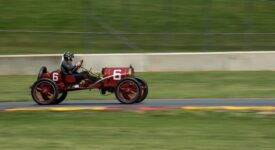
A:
61,51,97,84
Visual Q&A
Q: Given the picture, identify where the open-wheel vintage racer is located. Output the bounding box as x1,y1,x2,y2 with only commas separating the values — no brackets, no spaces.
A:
31,60,148,105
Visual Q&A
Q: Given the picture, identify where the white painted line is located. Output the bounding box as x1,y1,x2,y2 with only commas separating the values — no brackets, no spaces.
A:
1,51,275,57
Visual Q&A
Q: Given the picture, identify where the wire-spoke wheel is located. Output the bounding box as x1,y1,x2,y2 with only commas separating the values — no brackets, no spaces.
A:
135,77,148,103
31,79,58,105
115,78,141,104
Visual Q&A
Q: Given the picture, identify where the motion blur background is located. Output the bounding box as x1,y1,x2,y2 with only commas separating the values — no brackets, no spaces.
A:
0,0,274,54
1,1,275,150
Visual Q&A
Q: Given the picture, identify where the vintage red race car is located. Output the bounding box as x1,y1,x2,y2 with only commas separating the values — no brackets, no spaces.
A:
31,62,148,105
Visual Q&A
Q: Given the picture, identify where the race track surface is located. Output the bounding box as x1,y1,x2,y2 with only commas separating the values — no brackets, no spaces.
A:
2,98,275,109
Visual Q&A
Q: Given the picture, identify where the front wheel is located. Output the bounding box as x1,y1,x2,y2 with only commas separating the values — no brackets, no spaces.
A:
135,77,148,103
115,78,141,104
31,79,59,105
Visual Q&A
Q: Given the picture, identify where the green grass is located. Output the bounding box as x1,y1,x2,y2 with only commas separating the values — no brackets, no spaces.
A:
0,0,274,54
2,71,275,101
0,110,275,150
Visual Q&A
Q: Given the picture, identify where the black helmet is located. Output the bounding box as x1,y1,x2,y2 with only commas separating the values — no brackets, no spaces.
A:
63,51,74,61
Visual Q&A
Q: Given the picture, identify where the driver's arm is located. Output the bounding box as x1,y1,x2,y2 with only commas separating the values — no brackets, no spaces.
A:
71,65,78,72
73,60,83,72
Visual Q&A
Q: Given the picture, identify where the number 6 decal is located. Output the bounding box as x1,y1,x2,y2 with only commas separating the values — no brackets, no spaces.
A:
52,72,59,81
113,69,122,80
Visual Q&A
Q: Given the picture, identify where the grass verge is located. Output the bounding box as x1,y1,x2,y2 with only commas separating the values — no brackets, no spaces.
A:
1,71,275,101
0,110,275,150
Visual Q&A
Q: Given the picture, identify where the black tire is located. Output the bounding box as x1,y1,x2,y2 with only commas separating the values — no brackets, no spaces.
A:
31,79,59,105
135,77,148,103
115,78,141,104
37,66,47,80
53,91,68,104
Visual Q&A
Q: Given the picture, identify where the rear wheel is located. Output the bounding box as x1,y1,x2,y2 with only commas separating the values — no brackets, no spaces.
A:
135,77,148,103
115,78,141,104
37,66,47,80
31,79,58,105
53,91,68,104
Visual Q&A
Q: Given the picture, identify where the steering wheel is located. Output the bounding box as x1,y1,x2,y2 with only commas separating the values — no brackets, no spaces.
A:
79,59,83,67
76,60,83,70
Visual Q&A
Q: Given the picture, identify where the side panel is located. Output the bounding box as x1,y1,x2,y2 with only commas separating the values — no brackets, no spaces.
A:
102,68,131,87
49,71,62,83
42,71,65,90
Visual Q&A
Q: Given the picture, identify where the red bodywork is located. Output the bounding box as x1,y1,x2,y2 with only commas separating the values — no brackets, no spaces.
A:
40,67,134,91
102,67,132,87
32,64,148,105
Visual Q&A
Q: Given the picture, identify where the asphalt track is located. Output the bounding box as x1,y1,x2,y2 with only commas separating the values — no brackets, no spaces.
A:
2,99,275,111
